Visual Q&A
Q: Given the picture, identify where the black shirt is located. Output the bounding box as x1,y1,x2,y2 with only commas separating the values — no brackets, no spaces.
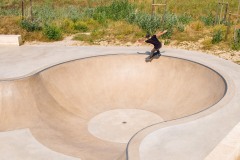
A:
145,35,161,49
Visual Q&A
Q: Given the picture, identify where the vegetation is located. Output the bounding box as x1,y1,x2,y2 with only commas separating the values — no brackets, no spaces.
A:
0,0,240,53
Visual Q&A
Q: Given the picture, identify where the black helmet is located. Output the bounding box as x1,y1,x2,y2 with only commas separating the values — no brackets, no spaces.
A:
145,32,151,38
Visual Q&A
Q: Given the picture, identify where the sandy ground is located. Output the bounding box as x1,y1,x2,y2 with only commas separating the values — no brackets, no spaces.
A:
25,35,240,65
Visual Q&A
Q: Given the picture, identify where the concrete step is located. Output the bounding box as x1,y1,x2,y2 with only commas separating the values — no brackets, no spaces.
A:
0,35,23,46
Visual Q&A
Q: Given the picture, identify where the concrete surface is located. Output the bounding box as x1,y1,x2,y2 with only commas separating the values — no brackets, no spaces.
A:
0,129,80,160
88,109,164,143
205,121,240,160
0,45,240,160
0,35,23,46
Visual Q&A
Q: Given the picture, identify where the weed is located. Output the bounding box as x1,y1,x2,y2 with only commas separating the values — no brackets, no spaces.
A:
92,0,134,23
127,13,161,34
212,30,223,44
161,13,178,38
20,19,42,32
201,13,215,26
43,24,62,40
178,13,192,25
60,19,75,33
65,6,82,22
177,23,185,32
232,29,240,50
74,21,89,32
33,5,56,22
164,39,171,45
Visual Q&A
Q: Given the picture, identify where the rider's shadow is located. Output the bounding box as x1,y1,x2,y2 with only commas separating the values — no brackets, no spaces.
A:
137,51,165,55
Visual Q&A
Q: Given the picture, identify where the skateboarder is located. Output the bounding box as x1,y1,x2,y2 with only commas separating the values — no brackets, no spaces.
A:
144,30,168,58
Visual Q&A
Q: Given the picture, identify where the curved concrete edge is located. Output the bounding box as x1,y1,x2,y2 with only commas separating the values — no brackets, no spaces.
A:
0,129,80,160
126,49,240,159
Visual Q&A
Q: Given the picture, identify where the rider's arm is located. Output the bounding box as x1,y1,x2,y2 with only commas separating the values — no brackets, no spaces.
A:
156,30,168,37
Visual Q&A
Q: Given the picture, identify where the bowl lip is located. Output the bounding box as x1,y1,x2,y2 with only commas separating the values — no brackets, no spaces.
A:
0,54,228,85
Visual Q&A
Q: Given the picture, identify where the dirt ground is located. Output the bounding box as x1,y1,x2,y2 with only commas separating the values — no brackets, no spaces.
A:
25,36,240,65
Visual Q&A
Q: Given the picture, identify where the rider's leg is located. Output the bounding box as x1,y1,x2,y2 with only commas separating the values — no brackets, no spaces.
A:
150,48,157,57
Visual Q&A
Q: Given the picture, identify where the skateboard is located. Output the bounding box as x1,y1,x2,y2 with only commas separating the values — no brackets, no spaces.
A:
145,53,161,62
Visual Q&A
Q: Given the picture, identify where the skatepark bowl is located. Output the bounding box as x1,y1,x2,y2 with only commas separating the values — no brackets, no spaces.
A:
0,54,226,160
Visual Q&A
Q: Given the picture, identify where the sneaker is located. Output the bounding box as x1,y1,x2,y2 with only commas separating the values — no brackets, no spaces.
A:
156,50,161,56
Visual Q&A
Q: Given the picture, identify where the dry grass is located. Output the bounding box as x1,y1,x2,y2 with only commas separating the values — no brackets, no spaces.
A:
0,16,22,34
0,16,50,42
73,20,144,44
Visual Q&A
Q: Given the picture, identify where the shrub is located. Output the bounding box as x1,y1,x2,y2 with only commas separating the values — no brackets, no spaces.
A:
177,23,185,32
93,11,107,24
161,13,178,38
20,19,41,32
212,30,223,44
60,19,75,33
66,6,82,22
201,13,215,26
164,39,171,45
43,24,62,40
74,21,88,32
94,0,135,21
33,5,56,22
127,13,161,34
178,13,192,25
232,29,240,50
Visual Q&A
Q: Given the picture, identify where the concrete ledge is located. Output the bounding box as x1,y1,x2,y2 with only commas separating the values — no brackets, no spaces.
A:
0,35,23,46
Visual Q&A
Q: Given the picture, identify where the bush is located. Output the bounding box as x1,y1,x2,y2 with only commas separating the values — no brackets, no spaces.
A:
178,13,192,25
201,14,215,26
43,24,62,40
60,19,75,33
94,0,135,21
33,5,56,22
74,21,88,32
66,6,82,22
212,30,223,44
93,11,107,24
177,23,185,32
20,19,41,32
232,29,240,50
127,13,161,34
161,13,178,38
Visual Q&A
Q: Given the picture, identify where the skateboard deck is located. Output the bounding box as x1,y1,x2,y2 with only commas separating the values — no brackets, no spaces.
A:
145,54,161,62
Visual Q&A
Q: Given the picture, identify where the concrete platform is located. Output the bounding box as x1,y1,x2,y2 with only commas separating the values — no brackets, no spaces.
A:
0,45,239,160
0,35,23,46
